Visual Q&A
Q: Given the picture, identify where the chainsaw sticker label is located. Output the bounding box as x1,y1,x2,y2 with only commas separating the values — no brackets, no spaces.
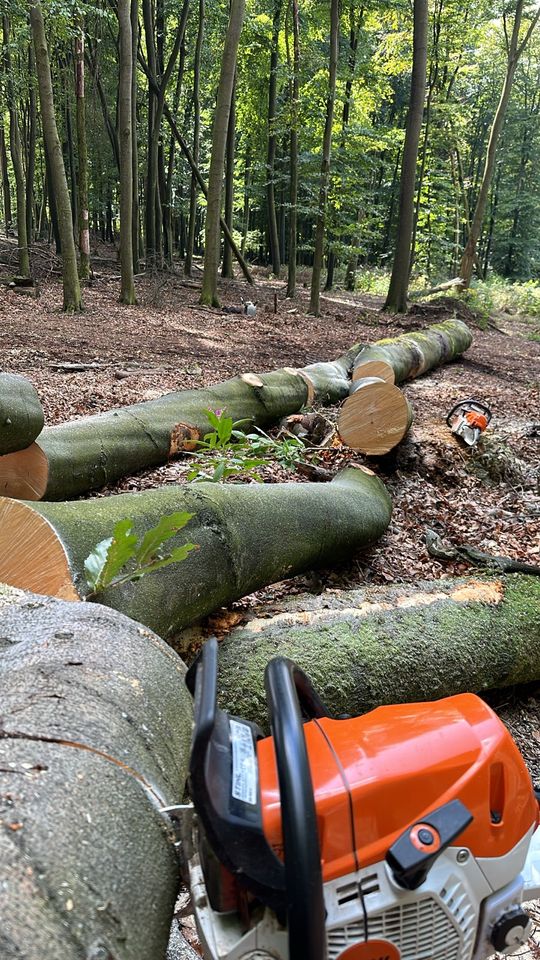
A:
230,719,258,806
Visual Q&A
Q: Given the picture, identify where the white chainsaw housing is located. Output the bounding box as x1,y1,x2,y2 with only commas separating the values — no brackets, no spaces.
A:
187,820,540,960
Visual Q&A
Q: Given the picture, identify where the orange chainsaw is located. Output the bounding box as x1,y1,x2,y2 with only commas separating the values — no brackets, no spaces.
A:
166,638,540,960
446,400,492,447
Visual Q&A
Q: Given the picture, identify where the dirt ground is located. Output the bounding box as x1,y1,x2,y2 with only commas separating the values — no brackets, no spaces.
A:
1,240,540,957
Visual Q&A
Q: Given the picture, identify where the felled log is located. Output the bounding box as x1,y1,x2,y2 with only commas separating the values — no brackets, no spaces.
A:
352,319,472,384
215,575,540,726
1,345,360,502
0,466,391,638
0,373,44,454
0,584,193,960
338,376,414,455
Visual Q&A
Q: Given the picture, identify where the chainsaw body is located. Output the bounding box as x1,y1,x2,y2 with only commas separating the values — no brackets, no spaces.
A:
446,400,492,447
179,639,540,960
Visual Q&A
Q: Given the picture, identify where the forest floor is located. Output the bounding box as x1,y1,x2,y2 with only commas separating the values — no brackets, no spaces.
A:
1,238,540,957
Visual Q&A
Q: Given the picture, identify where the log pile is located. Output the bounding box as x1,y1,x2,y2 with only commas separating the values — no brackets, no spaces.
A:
0,466,392,637
0,584,193,960
337,319,473,454
216,574,540,726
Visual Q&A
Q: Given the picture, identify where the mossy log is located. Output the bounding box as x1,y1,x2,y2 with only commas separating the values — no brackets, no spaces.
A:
338,376,414,455
0,372,44,454
0,584,193,960
2,346,360,502
352,319,472,384
0,467,391,638
215,575,540,727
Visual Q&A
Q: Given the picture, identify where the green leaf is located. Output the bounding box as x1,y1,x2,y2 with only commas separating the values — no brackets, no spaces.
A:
84,518,138,591
135,511,194,566
137,542,199,576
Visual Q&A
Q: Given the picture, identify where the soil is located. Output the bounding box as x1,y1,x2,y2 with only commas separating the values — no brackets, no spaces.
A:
1,239,540,957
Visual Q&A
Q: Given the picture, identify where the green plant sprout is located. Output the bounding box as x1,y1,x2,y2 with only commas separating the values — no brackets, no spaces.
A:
84,512,198,597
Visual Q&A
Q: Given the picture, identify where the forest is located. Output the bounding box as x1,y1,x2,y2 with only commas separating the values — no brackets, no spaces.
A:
1,0,540,307
0,1,540,959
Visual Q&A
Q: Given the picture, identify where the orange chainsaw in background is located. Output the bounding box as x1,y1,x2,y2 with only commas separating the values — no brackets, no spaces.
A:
165,638,540,960
446,400,492,446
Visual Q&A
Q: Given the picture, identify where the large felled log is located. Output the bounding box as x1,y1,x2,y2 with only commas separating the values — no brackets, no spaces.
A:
352,319,472,384
338,376,414,454
215,575,540,726
0,584,193,960
0,466,391,637
0,372,44,454
2,345,360,502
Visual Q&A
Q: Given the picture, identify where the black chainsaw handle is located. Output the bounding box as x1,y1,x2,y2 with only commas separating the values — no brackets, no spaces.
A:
446,399,492,427
265,657,327,960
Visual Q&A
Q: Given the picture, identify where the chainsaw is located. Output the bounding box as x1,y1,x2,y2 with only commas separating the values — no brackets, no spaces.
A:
164,638,540,960
446,400,492,447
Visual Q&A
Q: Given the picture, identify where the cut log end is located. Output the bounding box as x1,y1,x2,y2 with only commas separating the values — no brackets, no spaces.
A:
352,360,395,384
0,443,49,500
240,373,265,388
0,498,78,600
338,380,413,455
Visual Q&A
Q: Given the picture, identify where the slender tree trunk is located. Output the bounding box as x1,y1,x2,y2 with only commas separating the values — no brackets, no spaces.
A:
75,27,90,280
130,0,141,271
266,0,282,277
459,0,539,286
185,0,204,276
200,0,246,307
3,15,31,277
286,0,299,297
221,74,236,279
118,0,137,304
26,46,37,246
64,98,77,232
0,123,12,235
383,0,428,313
30,1,82,311
309,0,339,315
240,139,251,256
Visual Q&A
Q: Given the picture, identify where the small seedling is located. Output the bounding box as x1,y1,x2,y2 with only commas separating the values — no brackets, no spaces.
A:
84,512,198,597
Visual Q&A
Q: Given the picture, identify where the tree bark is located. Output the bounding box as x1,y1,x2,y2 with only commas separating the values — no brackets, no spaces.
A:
309,0,339,316
285,0,299,297
459,0,540,287
118,0,137,304
74,27,90,281
215,575,540,726
26,45,37,246
266,0,282,277
0,122,12,235
0,466,391,638
3,15,31,277
0,584,193,960
352,318,472,384
185,0,204,276
131,0,141,271
200,0,246,306
221,73,237,279
383,0,428,313
0,373,44,454
30,1,82,311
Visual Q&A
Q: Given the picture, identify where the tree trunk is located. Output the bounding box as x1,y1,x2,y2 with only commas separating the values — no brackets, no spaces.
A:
0,467,391,638
383,0,428,313
0,584,192,960
459,0,539,287
285,0,299,297
200,0,246,306
0,122,12,235
352,318,472,384
185,0,204,276
1,344,359,502
30,1,82,311
3,15,31,277
309,0,339,316
0,373,44,454
266,0,282,277
75,27,90,280
118,0,137,304
131,0,141,271
215,575,540,726
26,45,37,246
221,74,237,279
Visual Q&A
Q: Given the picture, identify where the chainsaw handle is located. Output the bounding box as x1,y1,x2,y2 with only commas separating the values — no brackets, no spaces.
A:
446,399,492,427
265,657,327,960
185,635,218,750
